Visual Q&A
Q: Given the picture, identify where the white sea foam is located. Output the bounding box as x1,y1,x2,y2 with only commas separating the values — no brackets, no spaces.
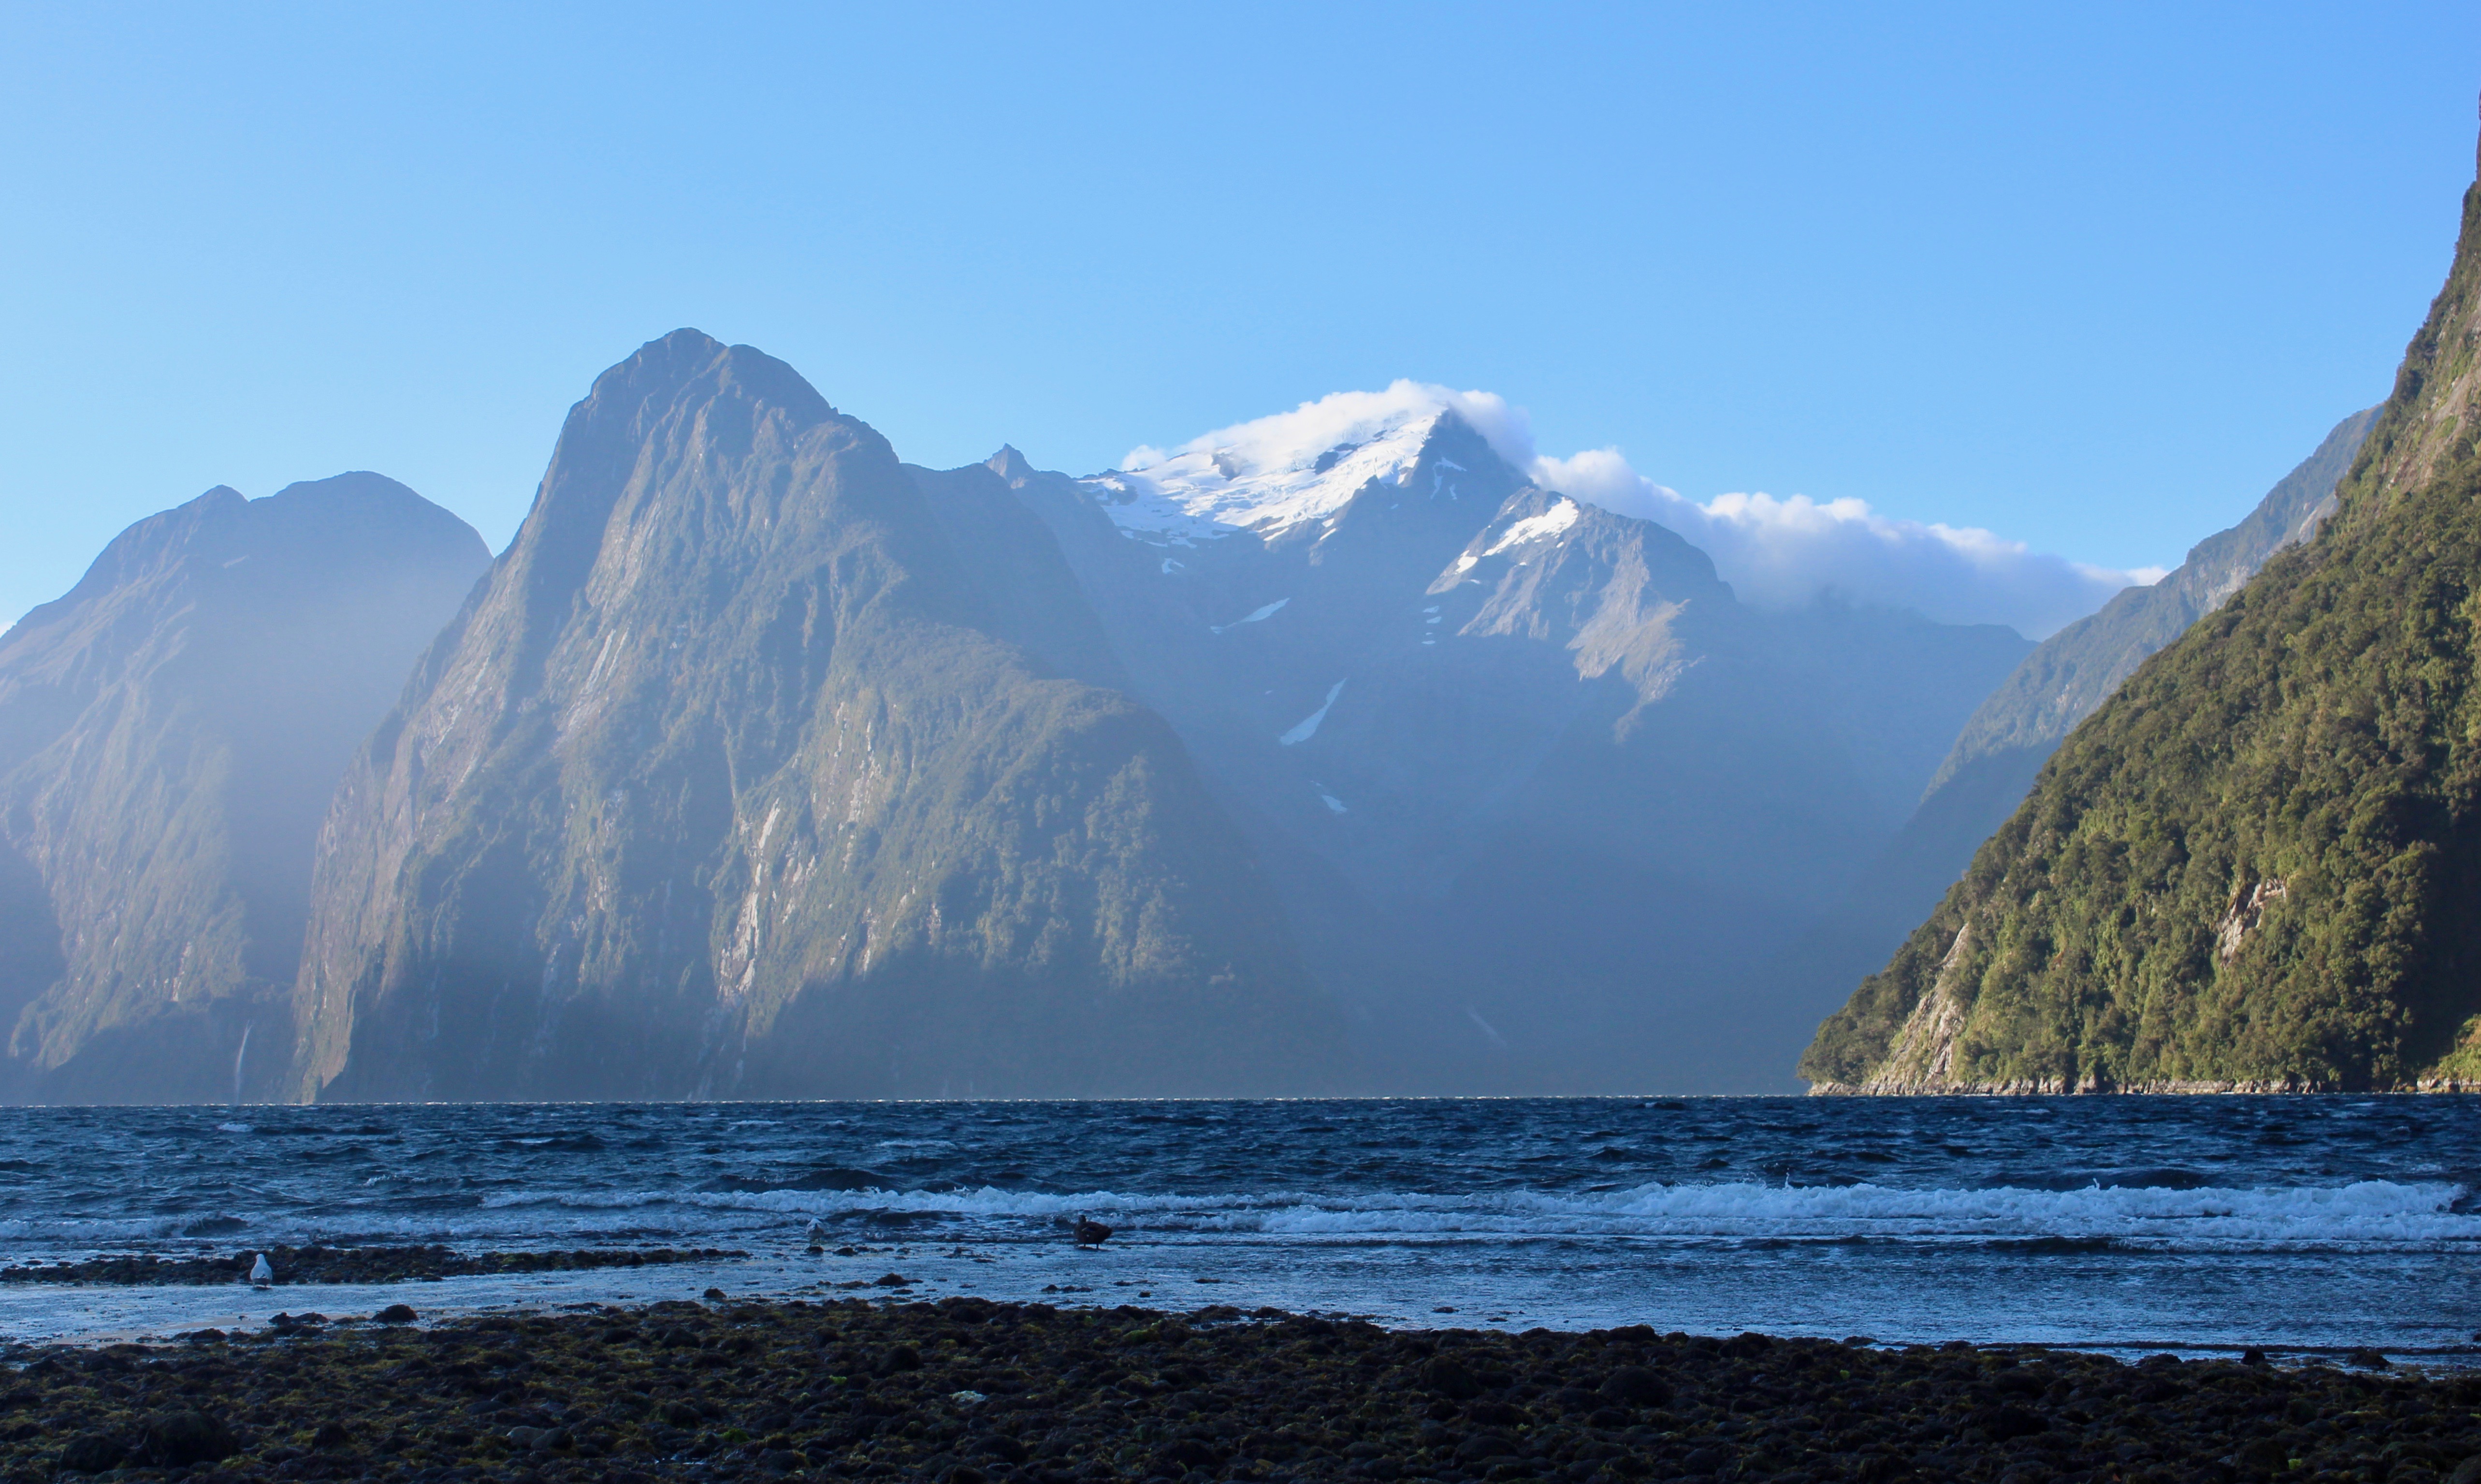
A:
450,1178,2474,1253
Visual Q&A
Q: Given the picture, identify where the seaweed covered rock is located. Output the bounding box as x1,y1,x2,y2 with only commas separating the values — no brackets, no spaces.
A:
0,1301,2475,1482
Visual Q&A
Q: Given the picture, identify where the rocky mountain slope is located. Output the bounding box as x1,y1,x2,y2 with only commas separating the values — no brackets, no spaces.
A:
1802,132,2481,1094
995,399,2031,1091
0,475,486,1102
293,331,1343,1100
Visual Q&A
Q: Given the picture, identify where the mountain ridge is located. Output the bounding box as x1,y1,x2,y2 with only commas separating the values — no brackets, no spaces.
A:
1801,128,2481,1095
294,330,1347,1101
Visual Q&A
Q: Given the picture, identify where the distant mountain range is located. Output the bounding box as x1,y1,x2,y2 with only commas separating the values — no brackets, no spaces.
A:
1002,395,2028,1092
288,332,2034,1097
1804,127,2481,1094
0,315,2410,1100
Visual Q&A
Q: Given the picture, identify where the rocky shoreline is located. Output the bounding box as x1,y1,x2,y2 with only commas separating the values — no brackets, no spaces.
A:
0,1245,750,1288
2,1298,2476,1483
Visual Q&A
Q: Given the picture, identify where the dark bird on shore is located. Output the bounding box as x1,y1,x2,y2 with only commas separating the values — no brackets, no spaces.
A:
1073,1216,1113,1246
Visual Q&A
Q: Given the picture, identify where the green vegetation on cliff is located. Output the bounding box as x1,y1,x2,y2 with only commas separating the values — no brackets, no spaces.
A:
1802,137,2481,1093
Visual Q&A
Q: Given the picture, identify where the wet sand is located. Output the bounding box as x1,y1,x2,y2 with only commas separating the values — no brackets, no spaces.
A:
5,1297,2477,1483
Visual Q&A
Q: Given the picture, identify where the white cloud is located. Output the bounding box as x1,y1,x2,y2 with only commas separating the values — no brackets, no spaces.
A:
1120,382,2161,639
1532,446,2160,639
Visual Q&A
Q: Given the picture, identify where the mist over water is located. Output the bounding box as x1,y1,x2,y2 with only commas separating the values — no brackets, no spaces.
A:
0,1097,2474,1358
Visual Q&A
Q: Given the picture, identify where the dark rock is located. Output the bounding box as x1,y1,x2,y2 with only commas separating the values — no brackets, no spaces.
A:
1154,1439,1219,1471
1452,1431,1519,1464
879,1344,923,1374
1977,1404,2048,1441
2348,1347,2392,1369
1074,1218,1115,1246
1425,1356,1482,1400
375,1303,418,1324
1597,1366,1672,1407
875,1272,914,1287
57,1435,125,1473
311,1421,350,1450
132,1409,241,1466
1679,1445,1732,1475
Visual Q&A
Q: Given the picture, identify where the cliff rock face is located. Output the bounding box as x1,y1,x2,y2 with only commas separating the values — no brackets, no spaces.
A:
1802,129,2481,1094
294,331,1343,1100
0,475,487,1102
993,406,2030,1092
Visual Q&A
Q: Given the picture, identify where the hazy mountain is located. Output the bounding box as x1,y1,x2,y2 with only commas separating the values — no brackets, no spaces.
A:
1741,407,2380,1058
294,331,1345,1101
995,399,2031,1091
0,475,487,1102
1802,135,2481,1094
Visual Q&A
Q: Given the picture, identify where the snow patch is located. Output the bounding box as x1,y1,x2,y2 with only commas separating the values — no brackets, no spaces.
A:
1278,681,1347,746
1485,499,1581,555
1210,598,1289,635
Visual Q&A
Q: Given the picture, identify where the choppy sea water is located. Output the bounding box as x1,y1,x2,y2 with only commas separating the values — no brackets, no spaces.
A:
0,1097,2473,1361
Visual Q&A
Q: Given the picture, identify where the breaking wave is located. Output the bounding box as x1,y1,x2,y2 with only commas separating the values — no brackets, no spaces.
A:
463,1176,2476,1252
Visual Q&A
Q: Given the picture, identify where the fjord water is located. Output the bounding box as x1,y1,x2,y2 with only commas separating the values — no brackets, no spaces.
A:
0,1098,2472,1359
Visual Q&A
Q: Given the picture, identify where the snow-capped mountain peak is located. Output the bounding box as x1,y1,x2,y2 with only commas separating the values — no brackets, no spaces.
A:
1081,382,1526,547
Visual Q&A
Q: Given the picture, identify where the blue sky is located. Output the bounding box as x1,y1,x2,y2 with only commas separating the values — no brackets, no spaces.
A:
3,1,2476,631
